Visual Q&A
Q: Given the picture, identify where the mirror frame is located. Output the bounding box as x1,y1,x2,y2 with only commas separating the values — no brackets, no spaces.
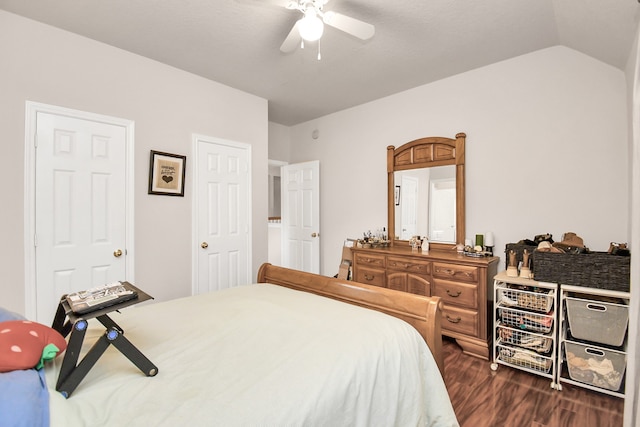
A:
387,133,466,252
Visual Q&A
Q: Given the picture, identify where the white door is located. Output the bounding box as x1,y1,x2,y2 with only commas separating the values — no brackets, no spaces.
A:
281,161,320,274
400,175,418,240
32,110,131,323
193,135,251,294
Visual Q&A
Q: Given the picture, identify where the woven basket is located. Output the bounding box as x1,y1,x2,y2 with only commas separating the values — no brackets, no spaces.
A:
504,243,538,270
532,251,630,292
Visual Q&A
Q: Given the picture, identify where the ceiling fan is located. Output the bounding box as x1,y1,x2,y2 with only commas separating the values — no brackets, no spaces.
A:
280,0,375,56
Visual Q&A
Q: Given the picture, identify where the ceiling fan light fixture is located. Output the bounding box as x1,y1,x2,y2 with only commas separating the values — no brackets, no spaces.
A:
279,0,374,55
298,9,324,42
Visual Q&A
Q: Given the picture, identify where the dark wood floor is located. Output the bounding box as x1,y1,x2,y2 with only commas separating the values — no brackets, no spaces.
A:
442,338,624,427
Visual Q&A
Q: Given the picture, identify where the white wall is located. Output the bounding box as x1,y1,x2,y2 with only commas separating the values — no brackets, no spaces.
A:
288,46,629,276
268,122,292,162
268,223,282,266
623,23,640,427
0,10,269,314
267,123,291,266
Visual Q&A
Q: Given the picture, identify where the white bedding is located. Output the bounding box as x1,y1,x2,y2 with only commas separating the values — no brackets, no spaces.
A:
46,284,458,426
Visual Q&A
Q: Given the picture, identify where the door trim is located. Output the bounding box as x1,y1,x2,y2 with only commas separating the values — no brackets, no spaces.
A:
24,101,135,319
191,134,252,295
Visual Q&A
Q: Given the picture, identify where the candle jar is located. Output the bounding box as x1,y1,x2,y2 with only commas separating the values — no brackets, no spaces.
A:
485,232,494,248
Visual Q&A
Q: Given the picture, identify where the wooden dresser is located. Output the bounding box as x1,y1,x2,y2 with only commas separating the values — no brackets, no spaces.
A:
351,246,499,359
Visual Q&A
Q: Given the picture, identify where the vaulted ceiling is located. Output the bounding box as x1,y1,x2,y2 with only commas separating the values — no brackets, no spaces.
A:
1,0,638,125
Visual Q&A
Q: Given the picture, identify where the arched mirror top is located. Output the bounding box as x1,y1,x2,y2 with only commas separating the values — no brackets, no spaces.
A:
387,133,466,252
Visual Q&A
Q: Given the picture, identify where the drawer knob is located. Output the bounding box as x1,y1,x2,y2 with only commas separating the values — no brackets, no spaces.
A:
364,274,375,281
445,315,462,324
446,289,461,297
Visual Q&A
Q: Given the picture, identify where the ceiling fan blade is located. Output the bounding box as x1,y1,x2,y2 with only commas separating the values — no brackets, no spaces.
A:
280,20,301,53
236,0,290,9
322,11,375,40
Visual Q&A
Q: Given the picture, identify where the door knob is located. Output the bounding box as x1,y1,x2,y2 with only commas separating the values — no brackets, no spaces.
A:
311,232,319,238
201,242,209,249
113,249,123,258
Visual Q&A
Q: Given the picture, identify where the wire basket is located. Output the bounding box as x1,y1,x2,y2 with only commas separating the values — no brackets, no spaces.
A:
565,341,627,391
498,306,554,334
497,343,553,373
497,287,554,313
497,324,553,354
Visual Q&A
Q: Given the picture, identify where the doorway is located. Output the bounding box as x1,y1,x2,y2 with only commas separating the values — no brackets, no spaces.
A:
24,102,135,322
429,178,456,242
268,159,287,266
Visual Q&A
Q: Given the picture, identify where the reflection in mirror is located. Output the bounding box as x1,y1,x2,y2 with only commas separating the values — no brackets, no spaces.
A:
394,165,456,243
268,159,286,220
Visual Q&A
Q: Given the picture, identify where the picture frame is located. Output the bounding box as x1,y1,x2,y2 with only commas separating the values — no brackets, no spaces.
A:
148,150,186,196
395,185,401,206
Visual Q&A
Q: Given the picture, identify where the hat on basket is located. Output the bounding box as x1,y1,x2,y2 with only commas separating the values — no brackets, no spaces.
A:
553,232,587,253
536,241,564,253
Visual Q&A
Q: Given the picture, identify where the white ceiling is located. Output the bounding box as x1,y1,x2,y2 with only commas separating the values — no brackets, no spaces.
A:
1,0,638,126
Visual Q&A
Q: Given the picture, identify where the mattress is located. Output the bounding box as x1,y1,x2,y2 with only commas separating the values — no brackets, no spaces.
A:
45,283,458,426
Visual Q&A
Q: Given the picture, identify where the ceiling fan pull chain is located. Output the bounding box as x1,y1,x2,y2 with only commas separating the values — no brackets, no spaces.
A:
301,39,305,49
317,39,321,60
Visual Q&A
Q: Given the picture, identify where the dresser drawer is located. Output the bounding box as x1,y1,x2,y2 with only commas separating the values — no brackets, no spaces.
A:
354,253,386,269
441,305,478,336
433,278,477,309
387,256,431,275
354,267,386,287
433,262,479,283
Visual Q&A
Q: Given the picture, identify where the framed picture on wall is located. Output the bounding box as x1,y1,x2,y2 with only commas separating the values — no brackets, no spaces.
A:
395,185,401,206
148,150,186,196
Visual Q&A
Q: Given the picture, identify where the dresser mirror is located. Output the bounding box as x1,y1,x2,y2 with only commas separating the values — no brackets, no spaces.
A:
387,133,466,251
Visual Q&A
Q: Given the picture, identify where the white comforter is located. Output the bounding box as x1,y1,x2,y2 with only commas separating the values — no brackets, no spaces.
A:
46,284,458,426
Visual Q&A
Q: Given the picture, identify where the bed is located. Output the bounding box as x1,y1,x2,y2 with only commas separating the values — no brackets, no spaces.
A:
11,264,458,426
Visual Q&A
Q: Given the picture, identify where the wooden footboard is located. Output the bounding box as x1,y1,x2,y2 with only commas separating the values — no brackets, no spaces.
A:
257,263,444,374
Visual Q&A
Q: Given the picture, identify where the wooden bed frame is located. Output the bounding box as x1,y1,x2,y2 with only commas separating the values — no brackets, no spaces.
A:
257,263,444,374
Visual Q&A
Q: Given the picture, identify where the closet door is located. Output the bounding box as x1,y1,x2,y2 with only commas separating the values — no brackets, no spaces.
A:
281,161,320,274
